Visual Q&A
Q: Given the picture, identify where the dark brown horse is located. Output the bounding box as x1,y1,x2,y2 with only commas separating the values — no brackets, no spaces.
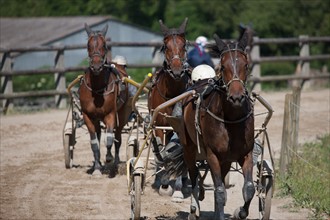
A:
79,23,130,177
180,30,254,219
148,18,190,200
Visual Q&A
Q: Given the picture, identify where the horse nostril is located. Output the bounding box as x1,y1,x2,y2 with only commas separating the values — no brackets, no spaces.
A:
229,94,245,105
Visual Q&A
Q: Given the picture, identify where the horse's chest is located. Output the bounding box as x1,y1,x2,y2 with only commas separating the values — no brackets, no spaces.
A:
81,93,116,116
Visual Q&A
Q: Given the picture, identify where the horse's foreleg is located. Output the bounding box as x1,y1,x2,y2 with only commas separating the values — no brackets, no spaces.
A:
208,153,226,220
90,132,102,174
104,114,116,163
83,114,102,175
234,152,255,219
105,127,115,163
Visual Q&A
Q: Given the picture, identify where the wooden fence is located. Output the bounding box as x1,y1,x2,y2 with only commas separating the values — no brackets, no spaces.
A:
1,36,330,114
279,86,302,175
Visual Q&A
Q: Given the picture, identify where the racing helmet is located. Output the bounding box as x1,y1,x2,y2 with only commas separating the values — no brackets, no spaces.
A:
191,64,216,82
112,55,127,66
195,36,208,47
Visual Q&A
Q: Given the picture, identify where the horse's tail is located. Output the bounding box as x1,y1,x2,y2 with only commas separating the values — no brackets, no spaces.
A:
159,133,185,178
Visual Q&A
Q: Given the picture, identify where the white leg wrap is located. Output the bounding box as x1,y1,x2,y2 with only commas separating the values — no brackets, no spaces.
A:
105,132,114,148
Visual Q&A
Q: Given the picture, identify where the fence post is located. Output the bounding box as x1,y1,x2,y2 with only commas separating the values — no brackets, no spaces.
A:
1,52,13,113
250,36,261,91
291,86,301,155
279,93,292,175
294,35,310,88
54,49,66,108
279,87,301,175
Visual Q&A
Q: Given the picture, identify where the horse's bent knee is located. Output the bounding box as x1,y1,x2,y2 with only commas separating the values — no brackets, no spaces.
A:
215,185,227,205
105,132,114,148
91,137,100,152
243,181,255,202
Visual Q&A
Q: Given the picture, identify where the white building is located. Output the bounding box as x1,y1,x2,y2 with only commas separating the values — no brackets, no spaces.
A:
0,16,163,70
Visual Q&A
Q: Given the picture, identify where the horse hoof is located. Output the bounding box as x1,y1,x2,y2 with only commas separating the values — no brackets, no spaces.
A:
92,169,102,177
171,190,184,203
188,213,197,220
233,206,248,219
159,185,173,196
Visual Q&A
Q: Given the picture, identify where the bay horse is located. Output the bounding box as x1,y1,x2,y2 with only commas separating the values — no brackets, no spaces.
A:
148,18,190,201
80,23,130,177
179,30,254,219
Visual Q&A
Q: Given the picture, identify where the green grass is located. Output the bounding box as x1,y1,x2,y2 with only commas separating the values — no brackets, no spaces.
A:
127,67,153,83
277,134,330,219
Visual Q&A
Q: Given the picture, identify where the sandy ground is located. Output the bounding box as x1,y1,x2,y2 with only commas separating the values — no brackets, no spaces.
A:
0,88,329,220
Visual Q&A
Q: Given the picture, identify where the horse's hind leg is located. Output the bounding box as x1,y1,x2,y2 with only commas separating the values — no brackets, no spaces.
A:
114,128,122,165
234,152,255,219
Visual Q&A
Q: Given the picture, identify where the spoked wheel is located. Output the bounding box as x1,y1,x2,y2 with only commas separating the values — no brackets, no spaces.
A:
257,160,273,220
131,174,142,220
258,176,273,219
63,134,74,169
126,136,138,161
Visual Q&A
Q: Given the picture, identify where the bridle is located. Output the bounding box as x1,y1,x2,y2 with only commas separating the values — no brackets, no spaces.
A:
162,34,189,78
219,43,248,91
87,33,108,73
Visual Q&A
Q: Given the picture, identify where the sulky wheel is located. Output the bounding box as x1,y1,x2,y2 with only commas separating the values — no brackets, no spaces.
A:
63,134,73,169
258,175,273,220
257,160,274,220
224,172,230,189
131,174,142,220
126,136,138,162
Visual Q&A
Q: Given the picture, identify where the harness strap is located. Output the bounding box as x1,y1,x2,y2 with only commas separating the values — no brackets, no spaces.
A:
206,107,253,124
194,94,202,154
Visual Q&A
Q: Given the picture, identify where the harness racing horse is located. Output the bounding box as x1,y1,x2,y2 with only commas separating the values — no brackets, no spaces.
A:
148,18,190,201
80,23,130,177
180,30,255,219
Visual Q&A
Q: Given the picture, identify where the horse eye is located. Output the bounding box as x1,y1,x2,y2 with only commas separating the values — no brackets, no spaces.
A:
220,66,225,72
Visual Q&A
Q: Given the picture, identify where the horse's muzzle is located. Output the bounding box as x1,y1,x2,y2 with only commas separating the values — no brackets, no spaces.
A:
228,93,246,107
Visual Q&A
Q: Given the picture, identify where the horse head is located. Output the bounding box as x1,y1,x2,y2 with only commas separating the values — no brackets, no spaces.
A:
159,18,188,80
85,23,109,74
212,30,250,107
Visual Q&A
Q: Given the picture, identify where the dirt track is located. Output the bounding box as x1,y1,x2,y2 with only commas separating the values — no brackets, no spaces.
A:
1,88,329,220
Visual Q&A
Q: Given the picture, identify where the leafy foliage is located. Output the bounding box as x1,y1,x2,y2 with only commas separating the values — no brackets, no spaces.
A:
1,0,329,86
1,0,329,39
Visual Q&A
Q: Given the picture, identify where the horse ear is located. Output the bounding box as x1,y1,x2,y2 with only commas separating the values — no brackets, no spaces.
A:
238,30,249,50
101,24,108,36
213,34,226,52
159,19,169,36
178,17,188,34
85,23,92,36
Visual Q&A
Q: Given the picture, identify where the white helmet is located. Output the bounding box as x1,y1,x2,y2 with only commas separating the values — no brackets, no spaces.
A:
112,55,127,65
191,64,216,82
195,36,208,47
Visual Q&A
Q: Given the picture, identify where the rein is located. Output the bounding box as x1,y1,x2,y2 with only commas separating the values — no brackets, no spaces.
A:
205,105,253,124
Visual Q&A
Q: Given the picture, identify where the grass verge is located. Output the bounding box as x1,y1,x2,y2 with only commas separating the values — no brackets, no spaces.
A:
277,134,330,219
